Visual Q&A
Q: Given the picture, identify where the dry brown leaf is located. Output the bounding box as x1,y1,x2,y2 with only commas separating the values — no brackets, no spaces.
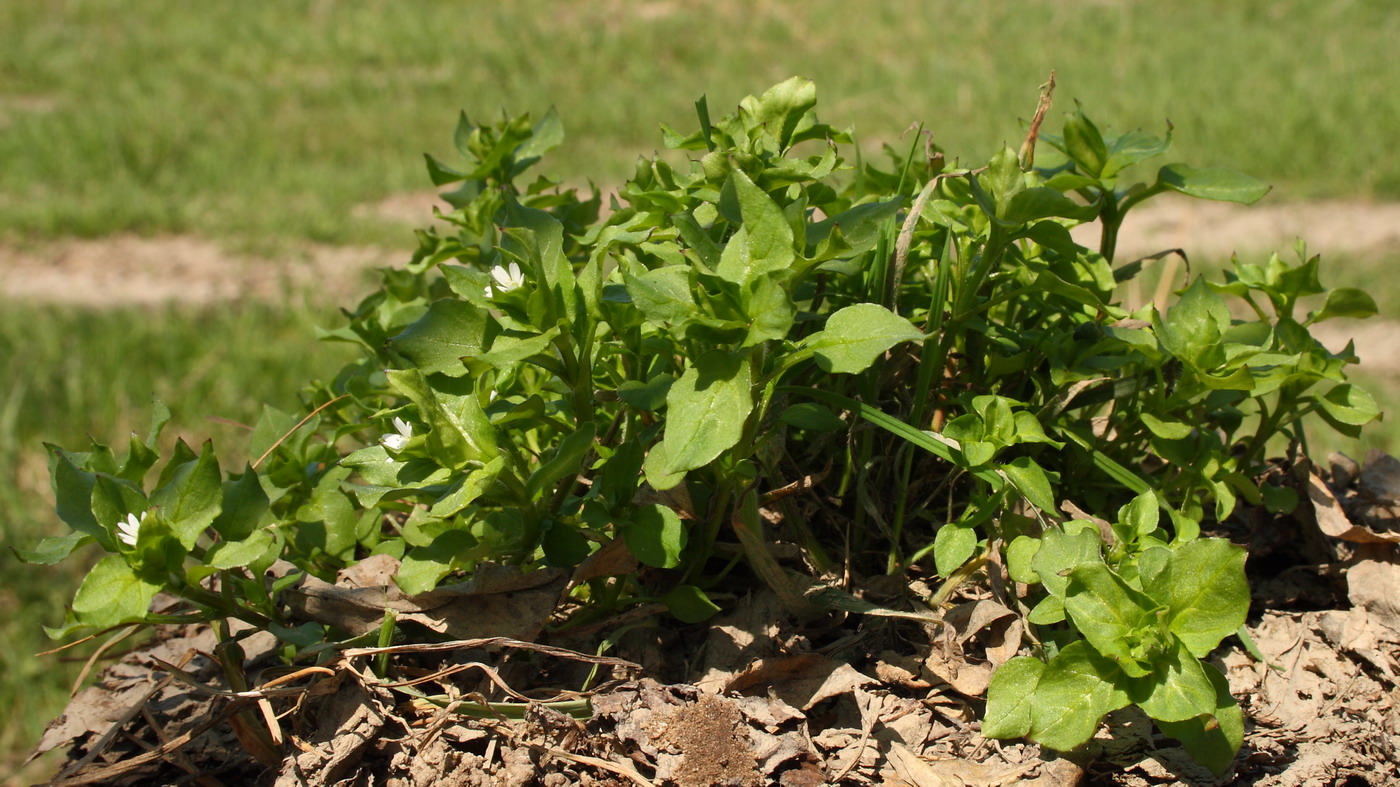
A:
282,559,566,642
1306,470,1400,544
725,653,876,711
923,599,1022,697
696,591,787,693
1361,450,1400,502
567,535,638,585
882,740,964,786
1346,545,1400,638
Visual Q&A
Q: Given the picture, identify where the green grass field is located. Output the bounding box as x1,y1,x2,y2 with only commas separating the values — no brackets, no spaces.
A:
2,0,1397,777
2,0,1399,246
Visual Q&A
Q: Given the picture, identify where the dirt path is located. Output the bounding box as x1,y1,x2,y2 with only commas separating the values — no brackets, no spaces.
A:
1,196,1395,372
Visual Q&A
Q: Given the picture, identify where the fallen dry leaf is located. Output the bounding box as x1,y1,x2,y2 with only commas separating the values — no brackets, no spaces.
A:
1306,469,1400,544
1346,544,1400,638
283,559,566,643
726,653,877,711
923,599,1022,697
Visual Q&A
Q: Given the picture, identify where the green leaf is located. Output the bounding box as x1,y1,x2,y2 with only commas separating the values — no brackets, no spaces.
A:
502,197,570,295
1063,110,1109,178
933,522,978,578
1001,457,1057,514
618,375,676,412
249,406,300,468
805,199,903,261
395,529,479,595
390,299,490,377
1064,563,1161,677
1155,276,1231,370
207,529,279,570
429,457,503,518
622,503,686,569
716,168,796,284
1139,412,1193,440
999,188,1098,226
1155,662,1243,776
1027,594,1066,624
49,448,105,545
739,75,818,151
478,326,561,367
1118,491,1161,540
1155,163,1270,204
150,441,222,550
973,147,1025,219
960,440,996,468
740,272,795,348
211,465,269,542
71,554,159,627
1102,128,1172,179
1133,637,1220,723
1261,484,1298,514
423,153,468,186
1318,384,1381,427
661,350,753,475
1010,411,1064,448
805,304,924,375
983,657,1047,739
1310,287,1378,323
294,466,358,559
624,264,697,327
1028,641,1132,751
673,211,722,267
387,369,498,467
526,423,596,499
1033,528,1102,599
12,532,91,565
513,106,565,169
662,584,722,623
542,524,591,568
1143,538,1248,658
117,432,160,485
1005,536,1041,585
777,403,846,432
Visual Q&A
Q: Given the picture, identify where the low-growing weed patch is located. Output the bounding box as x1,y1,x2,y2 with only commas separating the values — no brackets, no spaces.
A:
23,77,1382,777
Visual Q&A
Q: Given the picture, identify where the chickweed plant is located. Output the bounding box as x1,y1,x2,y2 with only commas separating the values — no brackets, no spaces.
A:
23,77,1380,773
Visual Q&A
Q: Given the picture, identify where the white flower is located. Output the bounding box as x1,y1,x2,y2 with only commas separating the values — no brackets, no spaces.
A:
380,417,413,453
117,512,146,547
484,262,525,297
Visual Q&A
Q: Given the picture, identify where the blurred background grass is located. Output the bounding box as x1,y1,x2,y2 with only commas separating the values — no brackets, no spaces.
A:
2,0,1397,779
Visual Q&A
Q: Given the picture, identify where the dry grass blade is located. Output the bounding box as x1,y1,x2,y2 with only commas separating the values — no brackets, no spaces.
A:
147,656,338,700
340,636,641,670
40,649,196,777
48,706,239,787
251,393,348,469
69,624,140,697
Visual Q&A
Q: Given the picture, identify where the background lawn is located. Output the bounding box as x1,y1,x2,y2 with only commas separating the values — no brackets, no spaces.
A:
2,1,1396,779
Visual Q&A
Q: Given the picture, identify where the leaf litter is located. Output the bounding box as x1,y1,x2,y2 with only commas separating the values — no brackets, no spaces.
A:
32,455,1400,786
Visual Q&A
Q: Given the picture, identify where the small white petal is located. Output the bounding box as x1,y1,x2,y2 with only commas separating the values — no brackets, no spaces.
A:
489,263,525,292
380,433,409,452
392,417,413,439
117,512,144,546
